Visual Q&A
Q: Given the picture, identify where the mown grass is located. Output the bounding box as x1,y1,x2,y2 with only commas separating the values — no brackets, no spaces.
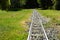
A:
0,9,32,40
37,9,60,39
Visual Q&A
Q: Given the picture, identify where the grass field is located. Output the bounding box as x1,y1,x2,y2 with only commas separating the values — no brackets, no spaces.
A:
0,9,32,40
37,9,60,39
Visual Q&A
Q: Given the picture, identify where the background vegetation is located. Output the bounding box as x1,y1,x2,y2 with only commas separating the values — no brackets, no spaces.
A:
0,0,60,10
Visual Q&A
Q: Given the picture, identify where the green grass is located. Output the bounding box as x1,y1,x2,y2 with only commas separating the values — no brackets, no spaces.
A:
0,9,33,40
37,9,60,39
37,9,60,26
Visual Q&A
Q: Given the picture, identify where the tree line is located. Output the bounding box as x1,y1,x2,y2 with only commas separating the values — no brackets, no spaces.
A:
0,0,60,11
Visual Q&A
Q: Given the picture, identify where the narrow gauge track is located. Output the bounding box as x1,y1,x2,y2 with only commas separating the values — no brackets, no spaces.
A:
27,10,59,40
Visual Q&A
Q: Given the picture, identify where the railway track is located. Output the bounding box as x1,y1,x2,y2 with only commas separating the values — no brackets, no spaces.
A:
27,10,59,40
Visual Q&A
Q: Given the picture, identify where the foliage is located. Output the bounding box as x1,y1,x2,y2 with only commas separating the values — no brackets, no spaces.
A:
0,0,60,10
40,0,54,9
25,0,39,8
0,0,9,10
9,0,21,10
55,0,60,10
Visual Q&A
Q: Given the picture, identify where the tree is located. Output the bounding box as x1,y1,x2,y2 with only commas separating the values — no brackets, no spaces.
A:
10,0,21,10
40,0,54,9
55,0,60,10
25,0,39,8
46,0,54,9
40,0,47,9
0,0,8,10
